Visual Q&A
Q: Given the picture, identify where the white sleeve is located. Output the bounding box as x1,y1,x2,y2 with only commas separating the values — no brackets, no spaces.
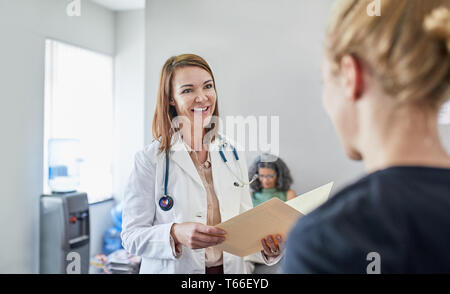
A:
121,150,179,260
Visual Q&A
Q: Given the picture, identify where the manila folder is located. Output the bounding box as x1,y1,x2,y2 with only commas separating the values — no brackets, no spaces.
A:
214,182,333,257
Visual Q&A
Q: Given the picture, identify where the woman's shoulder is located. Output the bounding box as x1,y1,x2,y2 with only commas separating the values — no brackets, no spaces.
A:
135,139,162,167
142,139,162,154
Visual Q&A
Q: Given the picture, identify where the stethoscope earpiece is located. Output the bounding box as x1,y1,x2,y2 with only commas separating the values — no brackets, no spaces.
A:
233,172,258,188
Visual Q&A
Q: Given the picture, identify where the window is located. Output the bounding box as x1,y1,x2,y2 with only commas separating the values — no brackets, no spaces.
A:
44,39,114,203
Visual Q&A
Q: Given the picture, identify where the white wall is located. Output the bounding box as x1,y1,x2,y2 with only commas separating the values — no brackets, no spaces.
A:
113,9,145,201
145,0,365,196
0,0,114,274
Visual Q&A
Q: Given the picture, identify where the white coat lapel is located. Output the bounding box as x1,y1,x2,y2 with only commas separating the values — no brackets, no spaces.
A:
210,138,235,206
210,139,224,205
169,136,203,187
210,137,242,222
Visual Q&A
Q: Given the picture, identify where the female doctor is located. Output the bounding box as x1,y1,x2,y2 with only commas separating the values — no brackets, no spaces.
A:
121,54,283,274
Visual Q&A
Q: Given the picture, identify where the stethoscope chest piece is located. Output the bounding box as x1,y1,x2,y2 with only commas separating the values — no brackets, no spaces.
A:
160,152,174,211
159,195,174,211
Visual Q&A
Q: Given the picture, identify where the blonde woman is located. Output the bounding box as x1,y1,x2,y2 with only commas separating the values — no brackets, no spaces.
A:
121,54,283,274
284,0,450,273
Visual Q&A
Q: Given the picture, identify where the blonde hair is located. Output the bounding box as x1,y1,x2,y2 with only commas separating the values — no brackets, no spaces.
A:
326,0,450,109
152,54,219,154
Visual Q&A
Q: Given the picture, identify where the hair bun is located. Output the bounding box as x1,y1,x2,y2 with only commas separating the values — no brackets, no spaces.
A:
424,7,450,51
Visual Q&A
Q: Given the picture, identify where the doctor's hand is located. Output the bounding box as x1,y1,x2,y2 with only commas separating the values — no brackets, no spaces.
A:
261,234,284,257
171,222,227,250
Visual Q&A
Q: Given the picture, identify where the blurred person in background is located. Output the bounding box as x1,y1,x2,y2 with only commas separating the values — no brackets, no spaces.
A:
248,153,296,207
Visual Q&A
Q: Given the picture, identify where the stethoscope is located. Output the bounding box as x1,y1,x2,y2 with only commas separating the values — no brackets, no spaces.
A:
218,141,258,188
158,139,258,211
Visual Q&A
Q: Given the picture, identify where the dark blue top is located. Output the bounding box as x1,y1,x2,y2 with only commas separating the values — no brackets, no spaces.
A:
282,166,450,274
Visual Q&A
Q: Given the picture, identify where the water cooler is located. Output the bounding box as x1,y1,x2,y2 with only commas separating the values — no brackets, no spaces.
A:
40,192,90,274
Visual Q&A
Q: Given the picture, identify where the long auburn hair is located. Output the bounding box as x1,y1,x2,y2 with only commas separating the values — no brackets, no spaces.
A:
152,54,220,154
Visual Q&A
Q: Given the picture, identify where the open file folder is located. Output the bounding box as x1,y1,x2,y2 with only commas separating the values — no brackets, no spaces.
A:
214,182,334,257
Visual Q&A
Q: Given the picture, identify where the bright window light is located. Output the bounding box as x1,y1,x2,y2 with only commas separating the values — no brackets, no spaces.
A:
44,39,114,203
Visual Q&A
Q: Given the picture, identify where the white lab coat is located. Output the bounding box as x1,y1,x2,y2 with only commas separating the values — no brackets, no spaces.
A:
121,135,278,274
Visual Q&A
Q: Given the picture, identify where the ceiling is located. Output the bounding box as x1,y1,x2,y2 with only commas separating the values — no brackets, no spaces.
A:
90,0,145,11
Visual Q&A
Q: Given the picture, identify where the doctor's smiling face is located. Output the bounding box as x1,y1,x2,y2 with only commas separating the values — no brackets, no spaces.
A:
170,66,217,133
153,54,220,154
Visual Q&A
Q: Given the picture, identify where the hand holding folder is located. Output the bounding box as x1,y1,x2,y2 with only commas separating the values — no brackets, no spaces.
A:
213,182,334,257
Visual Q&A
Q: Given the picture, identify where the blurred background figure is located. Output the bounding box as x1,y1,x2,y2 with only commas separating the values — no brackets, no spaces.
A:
245,153,296,274
248,154,296,207
90,201,142,274
103,202,123,255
